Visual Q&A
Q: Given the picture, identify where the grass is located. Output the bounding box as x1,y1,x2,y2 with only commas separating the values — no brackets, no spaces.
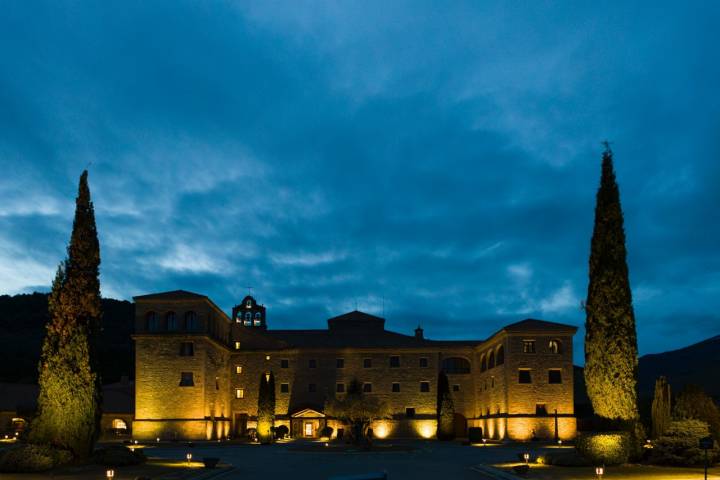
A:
495,462,720,479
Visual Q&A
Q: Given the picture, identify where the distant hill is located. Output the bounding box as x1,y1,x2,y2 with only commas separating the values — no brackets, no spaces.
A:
574,334,720,416
0,292,134,383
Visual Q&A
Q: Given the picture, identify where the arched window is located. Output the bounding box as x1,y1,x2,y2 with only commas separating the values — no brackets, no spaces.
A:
255,312,261,318
480,354,487,372
112,418,127,430
146,312,158,331
549,339,562,354
166,312,177,331
487,350,495,369
441,357,471,374
496,345,505,366
185,311,198,331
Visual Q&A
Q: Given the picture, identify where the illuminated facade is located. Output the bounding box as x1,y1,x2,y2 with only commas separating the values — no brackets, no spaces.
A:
132,290,577,441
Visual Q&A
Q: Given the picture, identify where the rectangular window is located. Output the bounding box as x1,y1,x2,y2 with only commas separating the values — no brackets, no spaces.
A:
281,359,289,369
548,369,562,384
235,365,242,374
390,356,400,368
179,372,194,387
280,383,289,393
235,388,244,399
234,341,241,350
518,369,532,384
452,384,460,392
491,377,495,388
536,403,548,415
420,381,430,392
392,382,400,393
308,359,317,368
523,340,536,353
405,407,416,418
336,358,344,368
363,383,372,393
308,383,316,393
419,357,428,368
179,342,194,356
336,383,345,393
363,358,372,368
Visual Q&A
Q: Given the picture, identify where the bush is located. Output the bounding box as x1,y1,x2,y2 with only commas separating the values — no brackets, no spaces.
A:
0,443,73,472
537,451,592,467
93,445,146,466
650,419,719,466
320,426,334,438
275,425,289,439
576,432,631,465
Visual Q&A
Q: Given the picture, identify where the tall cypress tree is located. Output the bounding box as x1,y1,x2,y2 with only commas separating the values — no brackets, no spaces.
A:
584,145,640,426
651,376,671,439
436,370,455,440
30,170,102,458
257,371,275,444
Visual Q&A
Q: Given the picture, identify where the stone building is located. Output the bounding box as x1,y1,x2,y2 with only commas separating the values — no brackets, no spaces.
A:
132,290,577,441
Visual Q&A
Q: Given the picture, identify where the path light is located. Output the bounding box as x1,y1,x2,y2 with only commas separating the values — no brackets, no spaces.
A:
129,446,135,452
595,466,604,480
106,469,115,479
186,452,192,466
482,438,486,446
325,442,329,447
133,439,138,445
523,452,530,465
558,439,562,445
156,437,160,443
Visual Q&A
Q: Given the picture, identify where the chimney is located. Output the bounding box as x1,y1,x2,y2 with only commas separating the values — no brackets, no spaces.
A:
414,325,424,340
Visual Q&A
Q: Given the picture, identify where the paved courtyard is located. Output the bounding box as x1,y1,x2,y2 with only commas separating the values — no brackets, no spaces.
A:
145,440,538,480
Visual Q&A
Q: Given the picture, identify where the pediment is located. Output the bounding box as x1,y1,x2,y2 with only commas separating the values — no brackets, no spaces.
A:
291,408,325,418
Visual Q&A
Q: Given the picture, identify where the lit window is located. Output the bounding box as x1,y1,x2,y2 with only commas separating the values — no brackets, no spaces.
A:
246,300,252,308
363,383,372,393
392,382,400,393
336,383,345,393
420,381,430,392
390,356,400,368
548,369,562,384
518,369,532,384
419,357,428,368
253,319,262,326
235,388,244,399
235,365,242,374
523,340,536,353
336,358,344,368
280,383,289,393
234,342,241,350
549,340,561,354
281,359,289,368
244,320,251,326
112,418,127,430
363,358,372,368
179,372,194,387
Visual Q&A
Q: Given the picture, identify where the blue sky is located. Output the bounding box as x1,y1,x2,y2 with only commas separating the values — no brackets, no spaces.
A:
1,1,719,363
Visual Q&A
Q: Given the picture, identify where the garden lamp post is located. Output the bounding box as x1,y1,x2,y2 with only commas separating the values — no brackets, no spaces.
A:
186,452,192,466
523,452,530,465
106,469,115,479
595,465,604,480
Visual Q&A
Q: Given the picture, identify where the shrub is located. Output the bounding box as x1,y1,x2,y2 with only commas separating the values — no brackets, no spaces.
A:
650,419,719,467
320,426,334,438
93,445,146,466
468,427,483,444
576,432,631,465
538,451,592,467
0,443,73,472
275,425,289,439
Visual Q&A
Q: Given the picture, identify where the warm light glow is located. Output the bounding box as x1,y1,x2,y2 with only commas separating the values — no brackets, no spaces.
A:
106,470,115,479
595,466,604,479
413,420,436,439
236,388,244,399
236,365,242,374
265,355,271,360
523,452,530,465
156,437,160,442
133,439,138,444
374,422,390,439
186,452,192,465
235,341,241,350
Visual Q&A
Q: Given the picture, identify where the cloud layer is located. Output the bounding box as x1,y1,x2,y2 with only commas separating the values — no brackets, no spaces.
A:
1,1,719,362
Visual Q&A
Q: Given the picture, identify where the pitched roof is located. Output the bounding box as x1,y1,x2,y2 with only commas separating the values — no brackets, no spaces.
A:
133,290,207,301
501,318,578,333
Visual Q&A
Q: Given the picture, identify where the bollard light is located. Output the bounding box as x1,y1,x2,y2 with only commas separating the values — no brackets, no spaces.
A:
595,466,604,479
482,438,487,446
106,469,115,479
133,439,138,445
186,452,192,465
129,446,135,452
523,452,530,465
156,437,160,443
558,439,562,445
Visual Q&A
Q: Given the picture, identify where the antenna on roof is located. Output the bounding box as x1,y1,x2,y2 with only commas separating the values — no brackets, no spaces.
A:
246,286,254,296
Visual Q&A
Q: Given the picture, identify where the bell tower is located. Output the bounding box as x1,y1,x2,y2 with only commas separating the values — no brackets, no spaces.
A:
231,295,267,329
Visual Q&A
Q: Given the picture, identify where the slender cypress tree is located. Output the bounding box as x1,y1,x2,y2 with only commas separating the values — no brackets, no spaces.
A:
257,371,275,444
651,376,671,439
436,370,455,440
29,170,102,458
584,144,640,425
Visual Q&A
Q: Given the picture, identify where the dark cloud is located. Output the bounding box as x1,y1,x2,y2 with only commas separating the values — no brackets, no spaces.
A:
1,1,719,363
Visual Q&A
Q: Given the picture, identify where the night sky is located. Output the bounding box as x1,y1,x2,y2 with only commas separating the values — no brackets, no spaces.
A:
1,2,719,363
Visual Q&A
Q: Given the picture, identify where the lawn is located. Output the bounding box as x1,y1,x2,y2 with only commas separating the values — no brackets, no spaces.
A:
495,462,720,480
